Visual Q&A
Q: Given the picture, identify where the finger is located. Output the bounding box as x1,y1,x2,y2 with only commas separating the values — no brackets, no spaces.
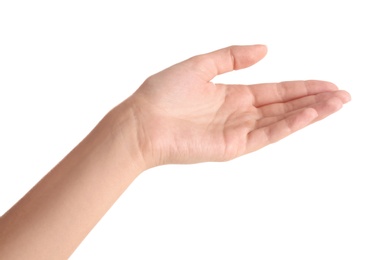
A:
249,80,339,107
258,90,351,117
185,45,267,81
246,96,346,153
247,108,318,153
254,96,345,130
306,96,344,124
246,108,318,153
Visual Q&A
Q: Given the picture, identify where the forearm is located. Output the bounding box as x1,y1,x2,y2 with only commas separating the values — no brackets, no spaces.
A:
0,103,145,259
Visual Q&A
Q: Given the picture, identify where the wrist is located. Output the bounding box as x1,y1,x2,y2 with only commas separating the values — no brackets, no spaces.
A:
102,100,150,174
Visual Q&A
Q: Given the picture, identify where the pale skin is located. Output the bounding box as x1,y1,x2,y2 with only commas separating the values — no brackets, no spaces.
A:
0,45,351,259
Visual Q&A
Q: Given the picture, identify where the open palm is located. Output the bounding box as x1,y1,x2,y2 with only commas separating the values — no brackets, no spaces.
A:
128,45,350,166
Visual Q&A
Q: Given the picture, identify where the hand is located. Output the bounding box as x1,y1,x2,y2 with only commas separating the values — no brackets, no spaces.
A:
125,45,350,166
0,44,351,259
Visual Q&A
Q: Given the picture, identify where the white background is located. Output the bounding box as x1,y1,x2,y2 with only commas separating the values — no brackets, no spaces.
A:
1,1,389,259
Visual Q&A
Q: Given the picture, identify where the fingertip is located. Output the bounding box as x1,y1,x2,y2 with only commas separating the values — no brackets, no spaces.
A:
254,44,268,54
327,96,344,112
229,44,268,70
307,107,319,118
342,91,352,103
253,44,268,61
256,44,268,62
303,107,319,125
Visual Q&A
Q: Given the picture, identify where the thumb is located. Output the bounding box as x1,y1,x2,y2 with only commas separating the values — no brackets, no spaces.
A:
184,44,267,82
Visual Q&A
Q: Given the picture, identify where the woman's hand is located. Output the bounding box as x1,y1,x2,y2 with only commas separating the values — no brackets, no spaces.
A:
0,44,351,259
124,45,351,167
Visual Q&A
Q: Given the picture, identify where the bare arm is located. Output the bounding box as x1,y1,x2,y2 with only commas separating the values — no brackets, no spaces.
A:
0,105,145,259
0,45,351,259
